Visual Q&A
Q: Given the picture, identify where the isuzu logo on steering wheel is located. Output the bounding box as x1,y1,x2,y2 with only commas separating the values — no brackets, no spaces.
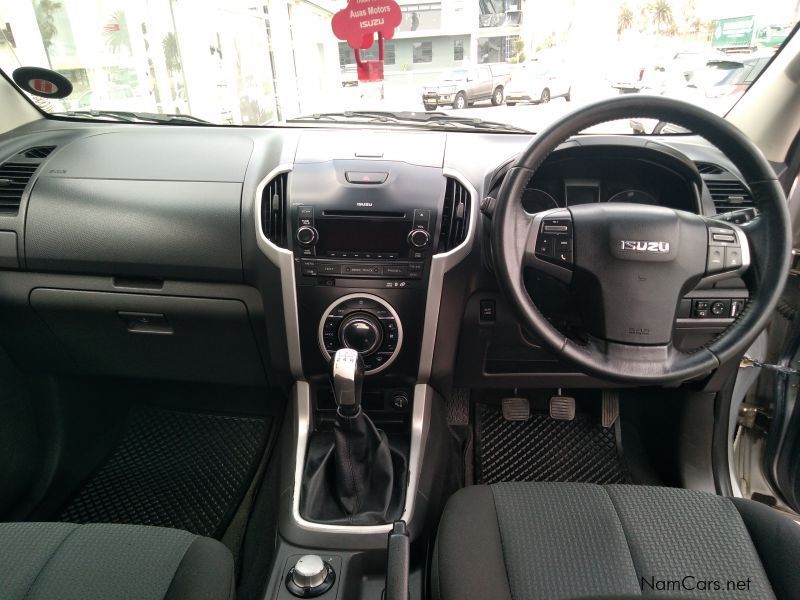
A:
619,240,670,253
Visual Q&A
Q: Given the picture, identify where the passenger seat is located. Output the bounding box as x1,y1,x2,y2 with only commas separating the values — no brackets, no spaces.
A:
0,522,234,600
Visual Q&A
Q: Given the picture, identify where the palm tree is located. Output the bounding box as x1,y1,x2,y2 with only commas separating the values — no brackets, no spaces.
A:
103,10,132,55
650,0,674,33
162,32,182,74
618,4,634,35
33,0,62,68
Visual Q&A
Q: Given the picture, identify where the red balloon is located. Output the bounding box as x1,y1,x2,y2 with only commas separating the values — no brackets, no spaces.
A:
331,0,402,50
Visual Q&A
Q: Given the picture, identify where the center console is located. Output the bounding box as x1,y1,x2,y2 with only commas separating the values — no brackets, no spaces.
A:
254,132,475,599
288,158,448,382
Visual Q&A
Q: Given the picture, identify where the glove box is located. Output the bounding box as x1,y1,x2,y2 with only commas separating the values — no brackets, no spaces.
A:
30,288,266,385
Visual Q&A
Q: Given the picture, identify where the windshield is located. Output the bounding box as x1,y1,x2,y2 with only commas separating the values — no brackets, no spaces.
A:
0,1,796,132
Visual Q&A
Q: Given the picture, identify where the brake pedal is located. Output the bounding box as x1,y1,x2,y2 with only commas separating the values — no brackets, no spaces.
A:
602,390,620,428
549,393,575,421
502,397,530,421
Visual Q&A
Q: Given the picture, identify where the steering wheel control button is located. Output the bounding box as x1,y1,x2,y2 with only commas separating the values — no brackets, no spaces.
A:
286,554,335,598
707,246,725,273
712,232,737,243
725,246,742,269
536,216,574,268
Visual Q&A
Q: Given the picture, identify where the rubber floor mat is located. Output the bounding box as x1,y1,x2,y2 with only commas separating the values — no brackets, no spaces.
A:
476,403,627,485
59,405,270,537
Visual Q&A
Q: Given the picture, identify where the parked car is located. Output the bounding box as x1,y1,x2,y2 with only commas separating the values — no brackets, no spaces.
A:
422,65,510,110
505,62,571,105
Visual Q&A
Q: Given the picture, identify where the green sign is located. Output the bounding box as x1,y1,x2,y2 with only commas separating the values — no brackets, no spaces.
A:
712,15,755,48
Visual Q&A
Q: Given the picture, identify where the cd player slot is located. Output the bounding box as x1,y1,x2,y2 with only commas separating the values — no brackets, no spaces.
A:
322,210,407,219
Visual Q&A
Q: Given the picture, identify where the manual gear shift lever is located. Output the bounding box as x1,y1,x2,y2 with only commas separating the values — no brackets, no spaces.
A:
300,348,407,525
330,348,363,416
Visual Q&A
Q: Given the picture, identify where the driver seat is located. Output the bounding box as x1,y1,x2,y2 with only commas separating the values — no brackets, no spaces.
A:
432,483,800,599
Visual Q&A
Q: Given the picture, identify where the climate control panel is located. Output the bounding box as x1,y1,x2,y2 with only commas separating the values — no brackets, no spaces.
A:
318,294,403,374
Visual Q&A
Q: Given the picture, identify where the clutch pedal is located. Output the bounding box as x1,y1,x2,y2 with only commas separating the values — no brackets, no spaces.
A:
502,397,530,421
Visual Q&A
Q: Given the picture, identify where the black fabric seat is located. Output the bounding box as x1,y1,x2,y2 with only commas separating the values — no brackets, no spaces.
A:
0,522,234,600
433,483,800,600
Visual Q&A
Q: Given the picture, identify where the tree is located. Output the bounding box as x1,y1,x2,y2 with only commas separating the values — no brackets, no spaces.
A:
650,0,674,33
618,4,634,35
162,32,182,74
33,0,62,68
103,10,132,55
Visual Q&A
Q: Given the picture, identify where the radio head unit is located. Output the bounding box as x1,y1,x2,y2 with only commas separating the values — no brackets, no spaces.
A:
292,204,435,281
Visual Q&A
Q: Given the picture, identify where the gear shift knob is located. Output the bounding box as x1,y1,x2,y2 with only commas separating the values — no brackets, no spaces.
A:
330,348,364,416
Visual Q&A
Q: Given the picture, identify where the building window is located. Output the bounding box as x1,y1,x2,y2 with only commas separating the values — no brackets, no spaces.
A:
399,3,442,32
384,43,396,65
413,41,432,63
338,42,353,67
454,39,464,61
339,41,395,66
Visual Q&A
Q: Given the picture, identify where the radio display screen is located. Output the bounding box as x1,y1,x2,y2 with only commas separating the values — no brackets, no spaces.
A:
315,218,411,254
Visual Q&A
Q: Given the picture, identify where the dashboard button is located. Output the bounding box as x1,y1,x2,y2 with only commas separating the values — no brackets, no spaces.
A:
301,260,317,276
384,265,409,277
318,263,340,275
296,225,318,247
345,171,388,184
408,229,431,249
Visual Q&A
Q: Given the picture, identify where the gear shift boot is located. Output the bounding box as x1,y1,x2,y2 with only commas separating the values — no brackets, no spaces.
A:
300,349,407,525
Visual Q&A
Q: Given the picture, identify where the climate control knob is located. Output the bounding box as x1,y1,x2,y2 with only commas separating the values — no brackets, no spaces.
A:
339,313,382,355
296,225,318,247
407,228,431,249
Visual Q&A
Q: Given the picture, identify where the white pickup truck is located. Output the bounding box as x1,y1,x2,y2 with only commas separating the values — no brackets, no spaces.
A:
422,65,511,110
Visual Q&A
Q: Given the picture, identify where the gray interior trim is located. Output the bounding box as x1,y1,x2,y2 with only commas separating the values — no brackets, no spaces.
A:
290,382,431,534
254,164,303,380
418,168,479,381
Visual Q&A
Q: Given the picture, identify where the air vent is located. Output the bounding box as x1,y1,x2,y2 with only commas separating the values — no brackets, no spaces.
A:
439,177,471,252
706,179,753,213
695,161,726,175
261,173,288,247
21,146,56,159
0,161,38,215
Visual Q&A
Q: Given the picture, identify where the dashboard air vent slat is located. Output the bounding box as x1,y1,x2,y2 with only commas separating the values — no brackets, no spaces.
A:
439,177,471,252
262,172,288,248
0,162,38,214
695,162,726,175
21,146,56,159
706,179,753,213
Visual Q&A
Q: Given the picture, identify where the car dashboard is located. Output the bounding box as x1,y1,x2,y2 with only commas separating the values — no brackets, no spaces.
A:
0,122,753,393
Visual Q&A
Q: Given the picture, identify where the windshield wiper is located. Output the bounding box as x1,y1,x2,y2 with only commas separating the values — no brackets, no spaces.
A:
51,110,211,125
288,110,530,133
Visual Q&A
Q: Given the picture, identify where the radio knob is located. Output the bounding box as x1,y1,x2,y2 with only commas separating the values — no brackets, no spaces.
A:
407,228,430,249
296,225,318,247
339,314,382,356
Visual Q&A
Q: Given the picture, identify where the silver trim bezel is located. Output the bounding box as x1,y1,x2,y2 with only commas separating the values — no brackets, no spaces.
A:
317,292,404,375
417,168,480,381
254,164,304,380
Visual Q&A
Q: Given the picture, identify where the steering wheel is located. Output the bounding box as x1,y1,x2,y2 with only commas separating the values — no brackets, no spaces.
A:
492,96,791,383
